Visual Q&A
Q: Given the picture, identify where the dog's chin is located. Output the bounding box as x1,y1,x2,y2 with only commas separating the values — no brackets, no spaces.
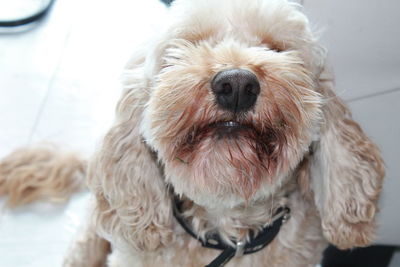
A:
164,120,286,205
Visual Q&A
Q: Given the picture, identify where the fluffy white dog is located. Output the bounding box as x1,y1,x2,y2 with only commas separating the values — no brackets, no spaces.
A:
0,0,384,266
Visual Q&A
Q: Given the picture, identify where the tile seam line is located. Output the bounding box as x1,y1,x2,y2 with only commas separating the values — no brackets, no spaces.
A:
347,86,400,103
27,28,73,144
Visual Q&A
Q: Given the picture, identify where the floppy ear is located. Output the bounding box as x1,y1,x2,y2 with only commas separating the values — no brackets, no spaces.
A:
310,67,385,249
87,52,173,252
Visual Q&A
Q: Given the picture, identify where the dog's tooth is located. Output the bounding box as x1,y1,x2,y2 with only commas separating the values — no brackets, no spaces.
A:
221,121,239,127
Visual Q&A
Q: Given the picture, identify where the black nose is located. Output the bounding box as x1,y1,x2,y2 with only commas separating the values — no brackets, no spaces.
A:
211,69,260,113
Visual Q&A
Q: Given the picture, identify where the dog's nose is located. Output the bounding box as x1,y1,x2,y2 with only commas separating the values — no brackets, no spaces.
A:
211,69,260,113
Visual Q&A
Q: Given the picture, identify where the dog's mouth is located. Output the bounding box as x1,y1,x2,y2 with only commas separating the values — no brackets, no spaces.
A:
186,120,259,143
176,120,281,160
213,121,242,128
212,121,252,137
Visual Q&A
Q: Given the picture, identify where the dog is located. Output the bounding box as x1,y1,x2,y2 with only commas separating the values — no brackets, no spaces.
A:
0,0,385,266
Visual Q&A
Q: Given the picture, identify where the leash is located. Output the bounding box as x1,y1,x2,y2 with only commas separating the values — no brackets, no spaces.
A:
172,198,290,267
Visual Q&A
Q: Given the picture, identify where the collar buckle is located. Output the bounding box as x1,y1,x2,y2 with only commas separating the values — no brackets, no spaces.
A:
234,241,245,257
172,197,291,267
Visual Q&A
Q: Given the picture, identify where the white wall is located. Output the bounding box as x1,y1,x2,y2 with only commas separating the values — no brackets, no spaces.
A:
303,0,400,245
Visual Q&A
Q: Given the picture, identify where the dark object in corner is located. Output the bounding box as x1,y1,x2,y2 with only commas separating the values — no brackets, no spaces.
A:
0,0,56,27
160,0,174,6
322,245,396,267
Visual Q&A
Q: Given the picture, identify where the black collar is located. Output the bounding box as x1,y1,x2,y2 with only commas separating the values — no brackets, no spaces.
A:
172,198,290,267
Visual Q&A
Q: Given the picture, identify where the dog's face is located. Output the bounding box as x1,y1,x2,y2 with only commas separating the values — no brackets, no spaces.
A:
141,0,324,208
92,0,383,252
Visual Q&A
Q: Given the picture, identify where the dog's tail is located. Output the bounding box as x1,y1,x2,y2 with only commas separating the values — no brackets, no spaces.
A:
0,145,86,207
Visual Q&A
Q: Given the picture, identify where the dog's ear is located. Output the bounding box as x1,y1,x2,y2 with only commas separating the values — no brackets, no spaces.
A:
87,52,173,252
310,67,385,249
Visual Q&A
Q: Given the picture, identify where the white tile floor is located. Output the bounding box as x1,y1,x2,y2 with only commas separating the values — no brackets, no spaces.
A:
0,0,167,266
0,0,167,158
0,0,399,266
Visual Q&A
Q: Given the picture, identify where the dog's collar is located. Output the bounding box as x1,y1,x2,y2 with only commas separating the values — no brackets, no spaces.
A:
172,198,290,267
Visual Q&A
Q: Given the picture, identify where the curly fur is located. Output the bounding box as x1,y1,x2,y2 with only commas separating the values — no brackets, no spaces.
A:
0,145,85,207
0,0,385,266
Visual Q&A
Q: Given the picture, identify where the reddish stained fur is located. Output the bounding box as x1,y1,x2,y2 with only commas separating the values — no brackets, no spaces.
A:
148,44,320,200
155,63,316,195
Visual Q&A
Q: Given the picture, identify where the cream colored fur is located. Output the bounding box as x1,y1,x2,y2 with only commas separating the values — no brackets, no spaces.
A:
0,145,85,207
0,0,384,266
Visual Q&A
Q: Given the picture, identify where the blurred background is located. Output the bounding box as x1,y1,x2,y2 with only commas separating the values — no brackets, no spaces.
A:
0,0,399,266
